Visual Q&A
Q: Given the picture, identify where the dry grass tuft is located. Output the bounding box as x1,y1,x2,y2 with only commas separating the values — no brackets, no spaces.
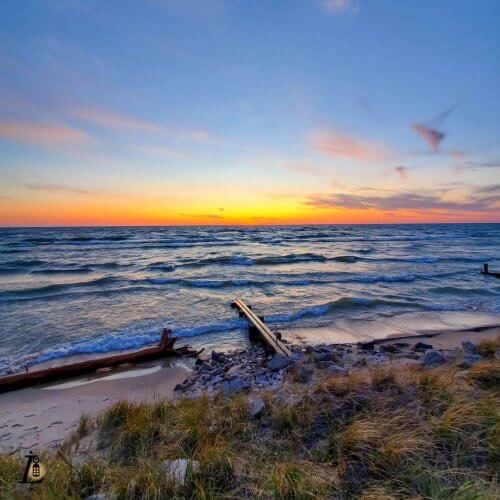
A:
476,335,500,358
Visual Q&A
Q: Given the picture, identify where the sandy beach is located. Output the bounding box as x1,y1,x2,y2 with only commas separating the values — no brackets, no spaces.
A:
0,359,191,454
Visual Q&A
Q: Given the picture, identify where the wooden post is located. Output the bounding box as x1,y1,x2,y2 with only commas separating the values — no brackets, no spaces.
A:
483,263,489,274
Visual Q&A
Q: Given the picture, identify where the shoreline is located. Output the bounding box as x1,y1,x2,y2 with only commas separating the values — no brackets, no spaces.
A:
1,324,498,455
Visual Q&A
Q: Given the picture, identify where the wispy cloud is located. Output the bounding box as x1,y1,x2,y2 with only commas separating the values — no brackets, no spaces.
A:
411,123,445,152
130,145,186,159
321,0,358,15
0,121,88,147
21,183,131,198
69,107,209,142
310,130,390,162
306,185,499,213
395,166,407,180
458,160,500,170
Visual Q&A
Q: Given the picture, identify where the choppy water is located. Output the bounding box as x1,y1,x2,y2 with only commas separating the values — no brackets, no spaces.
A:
0,224,499,374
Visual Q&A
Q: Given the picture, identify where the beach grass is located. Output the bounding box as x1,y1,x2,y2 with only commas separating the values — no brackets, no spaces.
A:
0,359,498,499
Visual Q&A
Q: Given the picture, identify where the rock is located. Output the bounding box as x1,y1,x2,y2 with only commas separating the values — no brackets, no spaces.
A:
162,459,200,485
458,354,483,368
312,351,336,363
462,341,477,354
211,350,225,363
414,342,433,351
226,363,243,376
248,395,265,417
370,352,390,364
380,344,400,353
200,361,212,372
174,383,183,391
326,364,347,375
422,350,446,367
289,352,306,363
220,379,250,393
268,354,289,371
305,345,314,354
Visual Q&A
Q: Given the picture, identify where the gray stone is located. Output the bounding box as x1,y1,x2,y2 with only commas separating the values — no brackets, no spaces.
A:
226,363,243,376
220,379,250,393
462,341,477,354
200,361,212,372
268,354,289,371
248,395,265,417
211,350,225,363
162,459,200,485
326,363,347,375
312,351,336,363
458,354,483,369
414,342,433,351
305,345,314,354
422,350,446,367
370,352,390,364
289,352,306,363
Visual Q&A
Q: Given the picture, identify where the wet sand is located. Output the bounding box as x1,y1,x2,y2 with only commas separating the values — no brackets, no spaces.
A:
287,310,500,345
0,360,191,454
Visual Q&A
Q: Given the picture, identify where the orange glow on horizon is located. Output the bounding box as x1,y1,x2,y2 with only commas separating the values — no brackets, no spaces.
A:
1,195,497,227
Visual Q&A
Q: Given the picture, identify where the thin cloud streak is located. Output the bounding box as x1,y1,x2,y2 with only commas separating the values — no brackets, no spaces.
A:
21,183,132,199
310,130,390,162
305,185,500,213
0,121,88,146
69,107,210,143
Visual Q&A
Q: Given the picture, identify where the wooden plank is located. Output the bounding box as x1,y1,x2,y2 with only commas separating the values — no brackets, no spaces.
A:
231,299,291,357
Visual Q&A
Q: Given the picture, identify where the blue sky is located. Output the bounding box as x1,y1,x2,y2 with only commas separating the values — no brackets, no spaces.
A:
0,0,499,225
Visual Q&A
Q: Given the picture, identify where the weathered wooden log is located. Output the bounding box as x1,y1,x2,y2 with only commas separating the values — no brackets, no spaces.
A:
0,328,198,394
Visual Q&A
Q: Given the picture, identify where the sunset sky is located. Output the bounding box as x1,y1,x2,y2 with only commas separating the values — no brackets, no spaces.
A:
0,0,499,226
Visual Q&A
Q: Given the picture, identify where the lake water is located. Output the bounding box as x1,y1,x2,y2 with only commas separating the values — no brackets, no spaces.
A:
0,224,499,374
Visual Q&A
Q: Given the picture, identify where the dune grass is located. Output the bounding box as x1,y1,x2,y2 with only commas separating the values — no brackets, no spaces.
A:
0,359,498,499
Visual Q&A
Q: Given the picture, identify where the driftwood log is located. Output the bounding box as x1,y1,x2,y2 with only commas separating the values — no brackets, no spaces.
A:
0,328,202,394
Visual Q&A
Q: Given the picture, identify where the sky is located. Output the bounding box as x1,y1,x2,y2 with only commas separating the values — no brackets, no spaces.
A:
0,0,499,226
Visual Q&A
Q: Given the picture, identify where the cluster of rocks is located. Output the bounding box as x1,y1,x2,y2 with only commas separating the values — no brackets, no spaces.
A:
175,345,289,397
175,337,493,397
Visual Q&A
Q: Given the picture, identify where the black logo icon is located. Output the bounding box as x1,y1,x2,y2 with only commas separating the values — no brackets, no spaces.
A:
20,451,46,484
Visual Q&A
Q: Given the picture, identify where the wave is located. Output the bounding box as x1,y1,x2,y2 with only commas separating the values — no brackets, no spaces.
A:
30,267,92,275
10,318,246,371
147,262,176,272
348,273,416,283
182,253,359,267
431,286,500,297
268,296,416,322
0,276,117,298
